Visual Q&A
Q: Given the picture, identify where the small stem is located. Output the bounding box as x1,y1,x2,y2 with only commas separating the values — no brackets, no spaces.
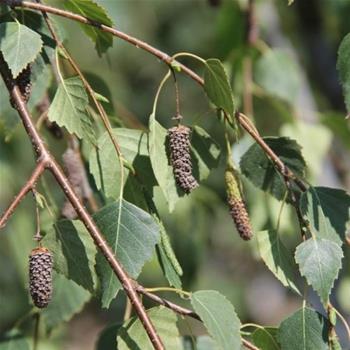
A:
123,297,133,321
151,70,171,117
32,188,42,242
0,161,46,229
332,305,350,342
170,68,182,124
144,287,191,299
172,52,206,64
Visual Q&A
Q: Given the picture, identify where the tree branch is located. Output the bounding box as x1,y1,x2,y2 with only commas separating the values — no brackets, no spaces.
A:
6,0,306,192
0,160,46,229
0,59,164,350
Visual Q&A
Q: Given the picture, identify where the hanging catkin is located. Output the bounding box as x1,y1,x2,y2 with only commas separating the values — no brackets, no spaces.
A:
29,247,53,308
225,168,253,240
168,125,198,193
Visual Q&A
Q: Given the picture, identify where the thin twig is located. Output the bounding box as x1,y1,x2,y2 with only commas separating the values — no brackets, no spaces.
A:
0,61,164,350
0,160,46,229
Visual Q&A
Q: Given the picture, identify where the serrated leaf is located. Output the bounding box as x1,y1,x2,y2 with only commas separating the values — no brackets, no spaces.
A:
255,50,301,105
42,220,97,292
41,272,91,333
191,126,221,181
148,114,181,211
157,221,182,289
191,290,241,350
89,128,155,199
94,199,160,308
295,237,343,305
0,330,30,350
240,137,306,201
252,327,280,350
0,22,43,78
300,186,350,244
277,307,328,350
48,76,95,142
117,306,181,350
257,230,301,295
204,59,234,118
337,33,350,112
64,0,113,56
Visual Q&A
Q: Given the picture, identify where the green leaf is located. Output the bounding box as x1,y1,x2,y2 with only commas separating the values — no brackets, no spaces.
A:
300,186,350,244
0,330,30,350
148,114,181,211
240,137,306,201
204,59,234,118
277,307,328,350
96,323,121,350
337,33,350,112
252,327,280,350
89,128,154,199
157,221,182,289
64,0,113,56
295,237,343,305
42,220,97,292
41,272,91,333
117,306,181,350
257,230,301,295
191,126,221,181
0,22,43,78
94,199,160,308
191,290,241,350
48,76,95,141
255,50,301,105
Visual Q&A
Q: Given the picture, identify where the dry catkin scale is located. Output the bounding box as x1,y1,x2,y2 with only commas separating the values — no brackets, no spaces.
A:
168,125,198,193
225,168,253,241
29,247,53,308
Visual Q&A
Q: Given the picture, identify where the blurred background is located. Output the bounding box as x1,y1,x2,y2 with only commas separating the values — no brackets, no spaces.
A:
1,0,350,349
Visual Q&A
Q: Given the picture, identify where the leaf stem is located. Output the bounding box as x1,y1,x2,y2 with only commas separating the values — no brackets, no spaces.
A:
144,287,192,299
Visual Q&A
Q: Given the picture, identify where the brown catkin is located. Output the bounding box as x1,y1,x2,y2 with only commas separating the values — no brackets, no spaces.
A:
168,125,198,193
29,247,53,308
225,168,253,240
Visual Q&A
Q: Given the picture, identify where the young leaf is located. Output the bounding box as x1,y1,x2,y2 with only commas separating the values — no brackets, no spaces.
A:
295,237,343,306
240,137,306,201
0,22,43,78
89,128,155,199
337,33,350,112
48,76,95,142
204,59,234,118
277,307,328,350
191,126,221,181
41,272,91,333
191,290,241,350
94,199,160,308
255,50,301,105
0,330,30,350
300,186,350,244
257,230,301,295
148,114,181,211
64,0,113,56
42,220,97,292
117,306,181,350
252,327,280,350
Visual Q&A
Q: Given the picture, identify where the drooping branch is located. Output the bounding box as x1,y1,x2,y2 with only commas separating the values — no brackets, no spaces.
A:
5,0,306,192
0,60,164,350
0,160,46,229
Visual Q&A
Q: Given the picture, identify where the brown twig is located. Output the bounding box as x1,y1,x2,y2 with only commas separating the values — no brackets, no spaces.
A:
0,160,46,229
0,60,164,350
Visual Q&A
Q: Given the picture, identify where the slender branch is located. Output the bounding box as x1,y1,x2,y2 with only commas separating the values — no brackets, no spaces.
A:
0,160,46,229
0,61,164,350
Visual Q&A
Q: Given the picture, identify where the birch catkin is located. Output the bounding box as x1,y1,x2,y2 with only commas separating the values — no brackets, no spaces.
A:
168,125,198,193
225,168,253,240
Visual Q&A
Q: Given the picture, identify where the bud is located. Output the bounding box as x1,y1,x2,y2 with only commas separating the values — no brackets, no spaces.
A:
29,247,53,308
168,125,198,193
225,168,253,240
